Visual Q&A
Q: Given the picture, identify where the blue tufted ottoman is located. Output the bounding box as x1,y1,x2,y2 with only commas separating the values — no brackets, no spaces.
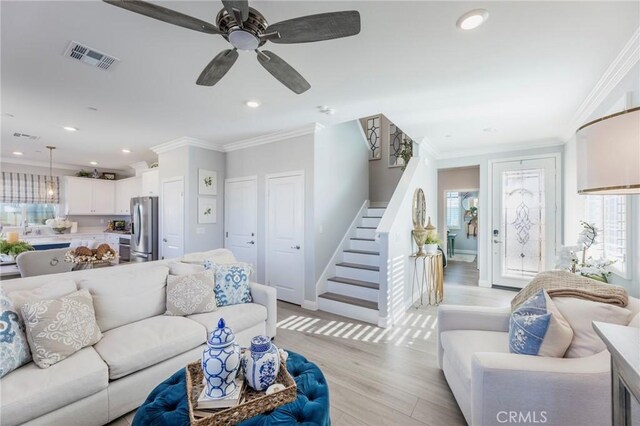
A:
132,351,330,426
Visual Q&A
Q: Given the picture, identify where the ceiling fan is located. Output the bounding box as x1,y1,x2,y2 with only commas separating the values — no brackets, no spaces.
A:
103,0,361,94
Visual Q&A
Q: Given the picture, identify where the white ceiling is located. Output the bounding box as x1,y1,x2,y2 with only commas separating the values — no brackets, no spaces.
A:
1,1,638,169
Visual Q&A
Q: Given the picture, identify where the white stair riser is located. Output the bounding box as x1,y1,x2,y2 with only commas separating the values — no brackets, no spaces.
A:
336,265,379,282
342,251,379,266
367,208,385,218
350,239,378,251
327,281,378,302
318,298,378,325
361,217,381,227
355,228,376,239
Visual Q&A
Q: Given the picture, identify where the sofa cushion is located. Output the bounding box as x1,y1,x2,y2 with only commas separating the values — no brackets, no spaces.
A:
0,347,108,426
22,289,103,368
77,265,169,332
168,261,205,276
8,278,77,323
553,297,632,358
182,248,237,265
188,303,267,335
0,288,31,378
629,312,640,328
440,330,509,391
94,315,206,380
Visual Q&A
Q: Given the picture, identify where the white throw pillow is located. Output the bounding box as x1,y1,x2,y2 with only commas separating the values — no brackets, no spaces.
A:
165,270,217,316
628,312,640,328
8,279,77,323
553,297,632,358
168,261,205,276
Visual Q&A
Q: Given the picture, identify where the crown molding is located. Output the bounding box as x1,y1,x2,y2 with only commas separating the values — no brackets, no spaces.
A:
564,27,640,141
150,136,225,155
414,136,441,159
436,138,564,160
223,123,323,152
0,157,128,172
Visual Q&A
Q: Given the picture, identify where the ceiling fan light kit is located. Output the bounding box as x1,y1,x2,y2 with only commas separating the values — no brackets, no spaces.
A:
104,0,361,94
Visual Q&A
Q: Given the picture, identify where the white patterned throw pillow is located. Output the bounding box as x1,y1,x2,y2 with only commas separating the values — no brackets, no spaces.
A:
0,289,31,378
22,289,102,368
165,270,217,316
213,263,253,307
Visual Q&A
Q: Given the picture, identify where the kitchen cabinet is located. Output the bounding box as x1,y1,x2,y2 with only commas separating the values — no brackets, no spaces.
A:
64,177,115,215
141,169,160,196
115,177,141,215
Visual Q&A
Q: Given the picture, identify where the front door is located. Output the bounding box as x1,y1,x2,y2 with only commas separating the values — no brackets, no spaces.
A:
266,172,304,304
160,178,184,260
225,177,258,272
491,156,558,288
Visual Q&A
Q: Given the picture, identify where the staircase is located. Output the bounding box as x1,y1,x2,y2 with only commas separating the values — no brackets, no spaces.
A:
318,206,385,324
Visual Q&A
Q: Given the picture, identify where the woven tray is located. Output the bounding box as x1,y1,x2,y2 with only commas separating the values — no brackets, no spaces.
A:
185,356,297,426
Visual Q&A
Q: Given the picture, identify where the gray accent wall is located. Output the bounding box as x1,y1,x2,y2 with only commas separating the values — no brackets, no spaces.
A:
361,114,404,203
225,133,315,301
314,121,369,281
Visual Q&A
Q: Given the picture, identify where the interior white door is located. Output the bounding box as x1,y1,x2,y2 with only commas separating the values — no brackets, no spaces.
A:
225,177,258,271
160,178,184,260
491,157,558,288
266,172,304,304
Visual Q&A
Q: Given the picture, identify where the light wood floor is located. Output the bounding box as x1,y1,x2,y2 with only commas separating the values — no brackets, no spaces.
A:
110,261,514,426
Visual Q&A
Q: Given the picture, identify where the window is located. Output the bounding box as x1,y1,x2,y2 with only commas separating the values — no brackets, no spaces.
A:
446,191,461,229
0,203,57,226
584,195,629,278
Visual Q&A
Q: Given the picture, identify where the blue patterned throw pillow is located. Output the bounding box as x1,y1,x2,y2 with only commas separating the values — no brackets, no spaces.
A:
0,289,31,378
213,263,253,307
509,289,573,357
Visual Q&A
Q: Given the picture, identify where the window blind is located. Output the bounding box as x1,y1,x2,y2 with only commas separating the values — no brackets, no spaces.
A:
0,172,60,204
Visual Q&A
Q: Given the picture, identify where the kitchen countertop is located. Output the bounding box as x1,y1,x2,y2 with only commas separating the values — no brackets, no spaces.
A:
16,230,131,243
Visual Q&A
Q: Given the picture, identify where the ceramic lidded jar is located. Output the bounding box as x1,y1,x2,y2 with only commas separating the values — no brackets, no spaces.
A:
201,318,241,399
242,335,280,391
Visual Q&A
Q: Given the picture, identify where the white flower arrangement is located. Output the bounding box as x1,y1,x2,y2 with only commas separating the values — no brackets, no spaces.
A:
556,221,614,283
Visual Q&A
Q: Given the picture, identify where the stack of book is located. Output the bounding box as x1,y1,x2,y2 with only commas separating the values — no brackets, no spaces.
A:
194,378,245,416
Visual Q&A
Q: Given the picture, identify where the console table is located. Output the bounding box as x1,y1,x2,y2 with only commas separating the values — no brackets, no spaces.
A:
410,252,443,306
593,321,640,426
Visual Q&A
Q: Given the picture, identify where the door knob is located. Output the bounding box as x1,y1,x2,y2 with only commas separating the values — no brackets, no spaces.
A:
291,245,300,250
493,239,502,244
247,241,255,245
163,238,167,242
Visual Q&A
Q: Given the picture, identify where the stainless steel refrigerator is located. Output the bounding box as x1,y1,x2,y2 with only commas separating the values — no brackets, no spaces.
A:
130,196,158,262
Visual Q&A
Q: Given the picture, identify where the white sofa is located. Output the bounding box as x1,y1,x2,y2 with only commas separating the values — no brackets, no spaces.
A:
0,258,277,426
437,297,640,426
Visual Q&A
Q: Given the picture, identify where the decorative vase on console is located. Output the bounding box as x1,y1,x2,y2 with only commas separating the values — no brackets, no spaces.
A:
241,335,280,391
411,188,428,256
202,318,241,399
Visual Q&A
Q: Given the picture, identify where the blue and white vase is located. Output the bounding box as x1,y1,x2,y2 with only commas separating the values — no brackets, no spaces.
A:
241,335,280,391
201,318,241,399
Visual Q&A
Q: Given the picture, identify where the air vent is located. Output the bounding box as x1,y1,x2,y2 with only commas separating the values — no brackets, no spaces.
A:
13,132,40,141
63,41,120,71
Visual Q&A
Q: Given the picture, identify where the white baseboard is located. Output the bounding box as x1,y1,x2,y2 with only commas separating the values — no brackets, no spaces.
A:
478,279,491,288
302,300,318,311
454,249,477,255
377,316,389,328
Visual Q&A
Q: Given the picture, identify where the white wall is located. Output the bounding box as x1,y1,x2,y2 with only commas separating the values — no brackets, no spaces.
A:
314,121,369,282
225,133,315,301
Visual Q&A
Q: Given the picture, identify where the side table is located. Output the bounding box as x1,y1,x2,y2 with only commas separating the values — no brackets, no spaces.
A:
410,252,444,306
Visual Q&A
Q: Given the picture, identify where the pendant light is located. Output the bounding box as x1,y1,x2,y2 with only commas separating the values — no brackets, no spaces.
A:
45,146,57,202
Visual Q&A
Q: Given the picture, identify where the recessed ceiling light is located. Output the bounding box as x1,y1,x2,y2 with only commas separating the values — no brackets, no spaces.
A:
317,105,336,115
445,134,452,138
12,151,23,156
483,127,497,133
245,100,260,108
121,149,131,154
63,126,78,132
88,106,99,111
4,113,15,118
90,161,98,166
457,9,489,30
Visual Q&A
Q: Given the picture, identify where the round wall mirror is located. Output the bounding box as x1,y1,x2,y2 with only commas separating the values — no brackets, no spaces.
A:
412,188,426,229
461,193,478,211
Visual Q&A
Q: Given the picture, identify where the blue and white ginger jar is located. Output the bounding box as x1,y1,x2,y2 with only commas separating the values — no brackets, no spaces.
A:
201,318,241,399
242,335,280,391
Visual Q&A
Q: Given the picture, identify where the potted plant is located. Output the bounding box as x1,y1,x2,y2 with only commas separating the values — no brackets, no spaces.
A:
425,234,441,255
0,240,35,262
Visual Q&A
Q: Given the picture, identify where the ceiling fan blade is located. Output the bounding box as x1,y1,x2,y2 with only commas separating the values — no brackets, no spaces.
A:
222,0,249,24
103,0,220,35
267,11,360,44
196,49,239,86
256,50,310,94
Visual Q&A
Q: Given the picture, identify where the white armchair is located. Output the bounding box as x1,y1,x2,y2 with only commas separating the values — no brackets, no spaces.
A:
437,299,640,426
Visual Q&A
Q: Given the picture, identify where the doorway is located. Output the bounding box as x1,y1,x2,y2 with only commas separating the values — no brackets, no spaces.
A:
224,176,258,271
490,155,560,289
265,171,305,305
443,189,479,263
160,177,184,260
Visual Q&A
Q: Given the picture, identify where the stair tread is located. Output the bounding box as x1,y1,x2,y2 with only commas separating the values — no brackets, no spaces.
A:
328,276,379,289
357,226,376,229
319,292,378,310
351,237,375,241
336,262,380,272
362,216,382,218
343,249,380,255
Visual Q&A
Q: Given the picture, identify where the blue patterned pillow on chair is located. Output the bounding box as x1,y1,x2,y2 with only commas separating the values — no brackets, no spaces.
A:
509,289,573,357
212,263,253,306
0,289,31,378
